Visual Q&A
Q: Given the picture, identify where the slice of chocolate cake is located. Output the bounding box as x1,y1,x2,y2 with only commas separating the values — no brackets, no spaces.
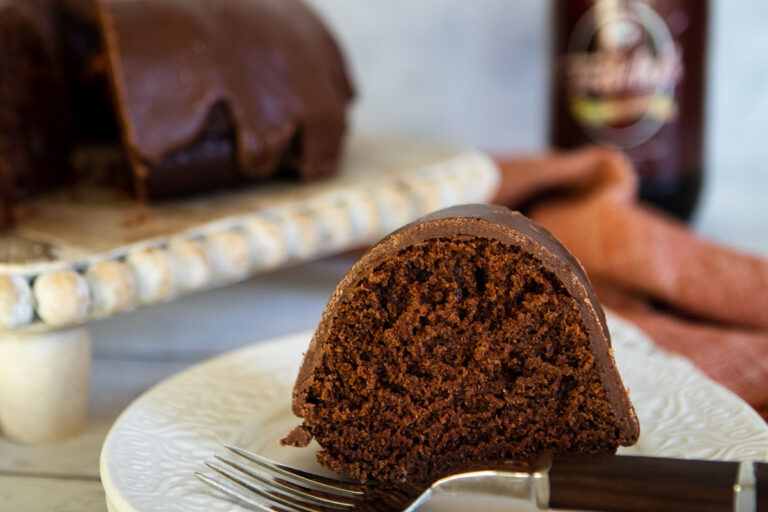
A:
284,204,639,488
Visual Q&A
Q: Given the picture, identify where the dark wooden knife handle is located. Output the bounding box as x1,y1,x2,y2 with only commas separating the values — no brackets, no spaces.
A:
549,453,768,512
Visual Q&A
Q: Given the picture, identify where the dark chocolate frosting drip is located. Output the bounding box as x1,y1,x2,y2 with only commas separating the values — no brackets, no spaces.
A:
98,0,353,196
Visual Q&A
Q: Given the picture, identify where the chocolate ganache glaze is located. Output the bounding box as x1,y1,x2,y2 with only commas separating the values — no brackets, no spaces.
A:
98,0,354,198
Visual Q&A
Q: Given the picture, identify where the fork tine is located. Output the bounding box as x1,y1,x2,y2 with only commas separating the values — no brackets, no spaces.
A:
195,472,285,512
225,445,365,498
215,455,356,509
205,461,325,512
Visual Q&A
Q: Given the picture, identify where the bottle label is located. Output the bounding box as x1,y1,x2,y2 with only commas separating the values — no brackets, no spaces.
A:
562,0,683,149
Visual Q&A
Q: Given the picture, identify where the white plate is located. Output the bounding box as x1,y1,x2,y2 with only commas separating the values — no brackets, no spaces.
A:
100,314,768,512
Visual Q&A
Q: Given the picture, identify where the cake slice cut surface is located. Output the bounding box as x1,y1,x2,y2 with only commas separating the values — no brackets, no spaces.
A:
285,204,639,487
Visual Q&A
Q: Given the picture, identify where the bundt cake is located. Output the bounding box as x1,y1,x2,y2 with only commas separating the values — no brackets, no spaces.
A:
283,204,639,488
0,0,353,225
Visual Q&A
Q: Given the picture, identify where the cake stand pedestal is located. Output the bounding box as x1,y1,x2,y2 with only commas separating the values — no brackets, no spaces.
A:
0,328,91,444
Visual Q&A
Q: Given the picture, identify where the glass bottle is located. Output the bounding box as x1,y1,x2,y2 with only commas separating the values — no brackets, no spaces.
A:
551,0,708,220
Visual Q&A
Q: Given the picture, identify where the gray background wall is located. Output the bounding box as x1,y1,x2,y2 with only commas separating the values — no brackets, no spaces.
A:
307,0,768,246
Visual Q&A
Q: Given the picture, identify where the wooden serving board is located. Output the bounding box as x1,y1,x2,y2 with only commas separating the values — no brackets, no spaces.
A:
0,135,499,332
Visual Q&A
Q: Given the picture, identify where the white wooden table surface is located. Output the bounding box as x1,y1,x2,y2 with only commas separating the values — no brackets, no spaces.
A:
0,167,766,511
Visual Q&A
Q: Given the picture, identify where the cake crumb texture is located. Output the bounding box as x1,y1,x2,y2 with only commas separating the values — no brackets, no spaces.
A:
300,237,626,486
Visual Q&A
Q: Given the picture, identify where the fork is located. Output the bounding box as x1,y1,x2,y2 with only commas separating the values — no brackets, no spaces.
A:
195,445,766,512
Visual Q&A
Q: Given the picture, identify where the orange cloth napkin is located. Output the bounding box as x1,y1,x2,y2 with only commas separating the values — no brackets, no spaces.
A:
493,147,768,421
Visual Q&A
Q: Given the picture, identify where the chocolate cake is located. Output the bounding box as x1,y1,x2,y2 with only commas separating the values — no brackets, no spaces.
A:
0,0,70,224
0,0,352,225
98,0,353,198
284,204,639,487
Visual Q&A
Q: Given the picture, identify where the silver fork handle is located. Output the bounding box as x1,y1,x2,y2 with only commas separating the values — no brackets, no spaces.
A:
408,455,765,512
546,454,765,512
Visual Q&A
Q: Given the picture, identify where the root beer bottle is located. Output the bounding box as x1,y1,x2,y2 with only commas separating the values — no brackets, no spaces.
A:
551,0,708,220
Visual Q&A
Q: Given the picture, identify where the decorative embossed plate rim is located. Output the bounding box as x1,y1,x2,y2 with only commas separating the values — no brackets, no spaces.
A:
100,314,768,512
